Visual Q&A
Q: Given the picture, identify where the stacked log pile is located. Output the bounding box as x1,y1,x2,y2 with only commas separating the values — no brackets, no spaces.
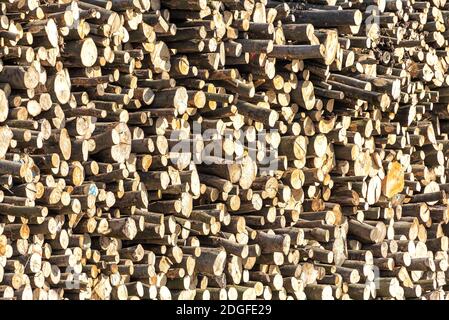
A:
1,0,449,300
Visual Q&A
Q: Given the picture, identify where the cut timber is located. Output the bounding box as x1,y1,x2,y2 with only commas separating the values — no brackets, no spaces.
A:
382,162,404,198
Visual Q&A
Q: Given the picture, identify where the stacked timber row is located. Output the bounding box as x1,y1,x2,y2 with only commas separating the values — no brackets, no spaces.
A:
0,0,449,300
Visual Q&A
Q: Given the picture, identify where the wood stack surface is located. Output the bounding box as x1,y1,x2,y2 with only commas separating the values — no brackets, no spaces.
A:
0,0,449,300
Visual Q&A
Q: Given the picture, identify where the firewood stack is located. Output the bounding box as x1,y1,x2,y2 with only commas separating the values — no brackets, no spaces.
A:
1,0,449,300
